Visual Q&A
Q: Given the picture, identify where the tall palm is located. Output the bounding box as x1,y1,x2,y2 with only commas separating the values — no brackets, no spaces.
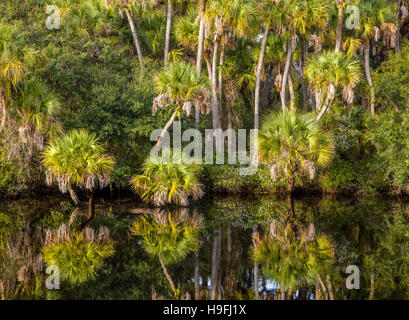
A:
152,61,210,146
356,0,393,115
130,148,204,206
113,0,144,69
258,109,335,192
304,50,362,120
279,0,332,110
42,129,115,220
130,211,202,297
0,24,33,129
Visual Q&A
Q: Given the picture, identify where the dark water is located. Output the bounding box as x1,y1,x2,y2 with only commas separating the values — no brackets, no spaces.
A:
1,195,409,300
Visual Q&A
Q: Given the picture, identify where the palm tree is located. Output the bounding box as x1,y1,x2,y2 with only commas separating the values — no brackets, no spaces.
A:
279,0,332,110
0,24,33,129
254,220,333,298
152,61,210,146
42,224,114,285
130,211,202,297
130,148,204,206
356,0,393,115
13,79,62,153
304,50,362,120
258,109,335,192
42,129,115,220
113,0,144,69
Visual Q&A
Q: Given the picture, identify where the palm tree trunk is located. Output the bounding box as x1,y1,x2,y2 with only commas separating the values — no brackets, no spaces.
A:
67,185,79,205
155,110,178,147
369,272,375,300
317,274,329,300
218,40,225,127
288,74,295,110
194,253,200,300
316,83,335,121
105,0,109,9
211,36,221,130
125,9,144,69
254,25,270,131
164,0,172,65
315,278,322,300
280,283,285,300
281,35,297,111
326,275,335,300
159,256,177,296
335,3,344,53
364,42,375,115
195,0,206,123
0,88,6,130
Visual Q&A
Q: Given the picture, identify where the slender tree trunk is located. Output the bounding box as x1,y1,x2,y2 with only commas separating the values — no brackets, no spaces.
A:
105,0,109,9
364,41,375,115
195,253,200,300
281,36,297,111
317,274,329,300
335,4,344,53
315,278,322,300
288,74,295,110
280,283,285,300
252,226,259,300
211,36,221,130
369,272,375,300
159,256,177,296
316,83,335,121
164,0,172,65
210,228,220,300
0,88,6,130
67,185,79,205
125,9,144,69
326,275,335,300
195,0,206,123
254,26,270,131
155,110,177,147
88,189,95,220
218,40,225,127
396,0,402,53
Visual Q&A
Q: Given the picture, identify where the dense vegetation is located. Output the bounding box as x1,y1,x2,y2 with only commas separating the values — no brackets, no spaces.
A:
1,0,409,199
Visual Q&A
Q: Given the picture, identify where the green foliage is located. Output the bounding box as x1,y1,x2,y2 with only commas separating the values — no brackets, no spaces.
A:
131,149,204,206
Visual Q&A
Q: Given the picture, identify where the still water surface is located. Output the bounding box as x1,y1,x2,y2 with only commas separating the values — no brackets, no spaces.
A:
1,195,409,300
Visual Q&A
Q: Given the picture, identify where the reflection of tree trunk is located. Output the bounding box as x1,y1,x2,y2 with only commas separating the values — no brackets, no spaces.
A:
195,253,200,300
164,0,172,65
155,110,177,147
254,25,270,131
369,272,375,300
125,9,144,69
364,42,375,115
159,256,177,296
211,228,221,300
252,226,259,300
88,189,95,220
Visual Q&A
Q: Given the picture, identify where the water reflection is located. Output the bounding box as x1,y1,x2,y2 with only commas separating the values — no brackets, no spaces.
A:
1,196,409,300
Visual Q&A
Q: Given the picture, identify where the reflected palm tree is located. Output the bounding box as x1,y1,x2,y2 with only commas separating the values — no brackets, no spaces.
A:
253,218,333,299
130,208,203,298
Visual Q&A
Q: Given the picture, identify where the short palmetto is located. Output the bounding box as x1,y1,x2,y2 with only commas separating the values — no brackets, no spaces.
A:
131,149,204,206
258,109,334,188
42,129,115,204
